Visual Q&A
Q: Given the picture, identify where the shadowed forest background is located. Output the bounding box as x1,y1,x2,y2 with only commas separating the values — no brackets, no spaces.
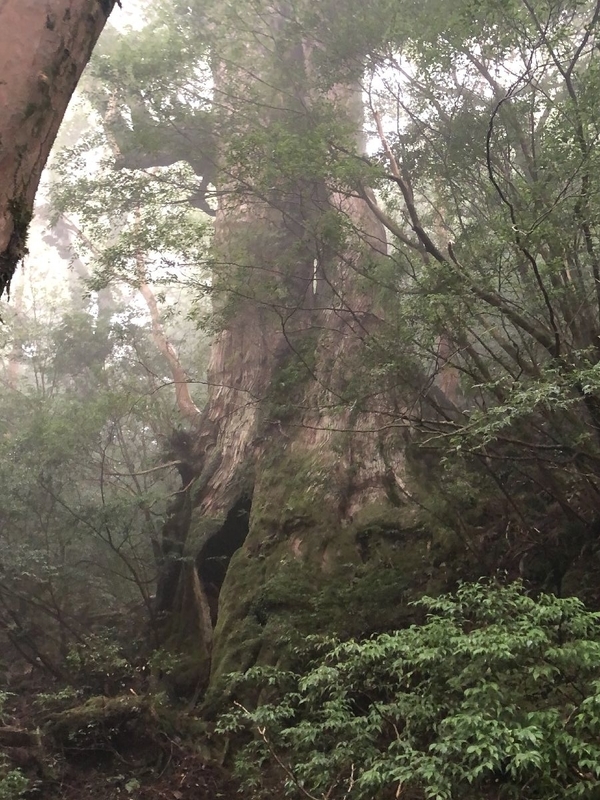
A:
3,0,600,797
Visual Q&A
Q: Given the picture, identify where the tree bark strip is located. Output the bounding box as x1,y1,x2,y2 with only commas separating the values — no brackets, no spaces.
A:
0,0,116,297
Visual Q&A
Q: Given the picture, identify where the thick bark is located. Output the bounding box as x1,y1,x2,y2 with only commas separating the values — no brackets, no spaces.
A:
199,186,445,691
0,0,117,297
153,6,463,699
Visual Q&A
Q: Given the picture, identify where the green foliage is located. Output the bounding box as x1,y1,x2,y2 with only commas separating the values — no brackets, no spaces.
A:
0,693,14,727
10,0,600,736
34,687,83,713
51,144,210,290
0,762,28,800
147,647,190,680
219,582,600,799
66,633,132,694
0,259,197,683
125,777,141,794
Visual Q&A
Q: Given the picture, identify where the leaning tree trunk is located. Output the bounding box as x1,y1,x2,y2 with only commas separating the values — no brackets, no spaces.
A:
0,0,117,297
157,2,465,699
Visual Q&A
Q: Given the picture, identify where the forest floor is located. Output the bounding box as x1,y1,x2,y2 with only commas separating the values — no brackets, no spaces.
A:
45,755,237,800
1,683,241,800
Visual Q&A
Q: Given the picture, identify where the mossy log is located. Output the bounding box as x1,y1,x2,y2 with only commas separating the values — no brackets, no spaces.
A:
47,695,162,758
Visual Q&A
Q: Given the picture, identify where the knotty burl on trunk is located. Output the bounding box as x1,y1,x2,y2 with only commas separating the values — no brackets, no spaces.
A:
0,0,117,297
154,3,466,699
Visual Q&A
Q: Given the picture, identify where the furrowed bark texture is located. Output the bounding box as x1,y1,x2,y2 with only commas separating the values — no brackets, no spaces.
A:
0,0,116,297
198,191,443,694
156,4,465,699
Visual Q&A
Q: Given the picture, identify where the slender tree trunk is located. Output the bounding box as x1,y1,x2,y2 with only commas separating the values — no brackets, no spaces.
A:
3,275,24,388
134,253,202,426
0,0,116,297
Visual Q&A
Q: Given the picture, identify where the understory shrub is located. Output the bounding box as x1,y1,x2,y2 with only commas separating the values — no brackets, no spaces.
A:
219,581,600,800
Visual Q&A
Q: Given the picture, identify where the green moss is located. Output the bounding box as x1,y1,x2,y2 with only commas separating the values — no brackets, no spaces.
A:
48,695,145,747
46,692,211,762
251,448,337,537
208,547,268,687
205,457,473,707
158,638,210,698
7,198,32,244
1,197,32,295
349,500,419,538
262,328,321,421
185,514,226,556
207,489,452,701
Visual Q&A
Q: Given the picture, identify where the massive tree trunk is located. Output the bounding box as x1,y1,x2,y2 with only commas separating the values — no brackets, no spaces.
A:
0,0,117,297
155,3,467,700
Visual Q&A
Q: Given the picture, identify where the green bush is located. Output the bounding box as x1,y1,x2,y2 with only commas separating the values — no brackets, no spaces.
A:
218,581,600,800
66,632,132,695
0,760,28,800
0,694,27,799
